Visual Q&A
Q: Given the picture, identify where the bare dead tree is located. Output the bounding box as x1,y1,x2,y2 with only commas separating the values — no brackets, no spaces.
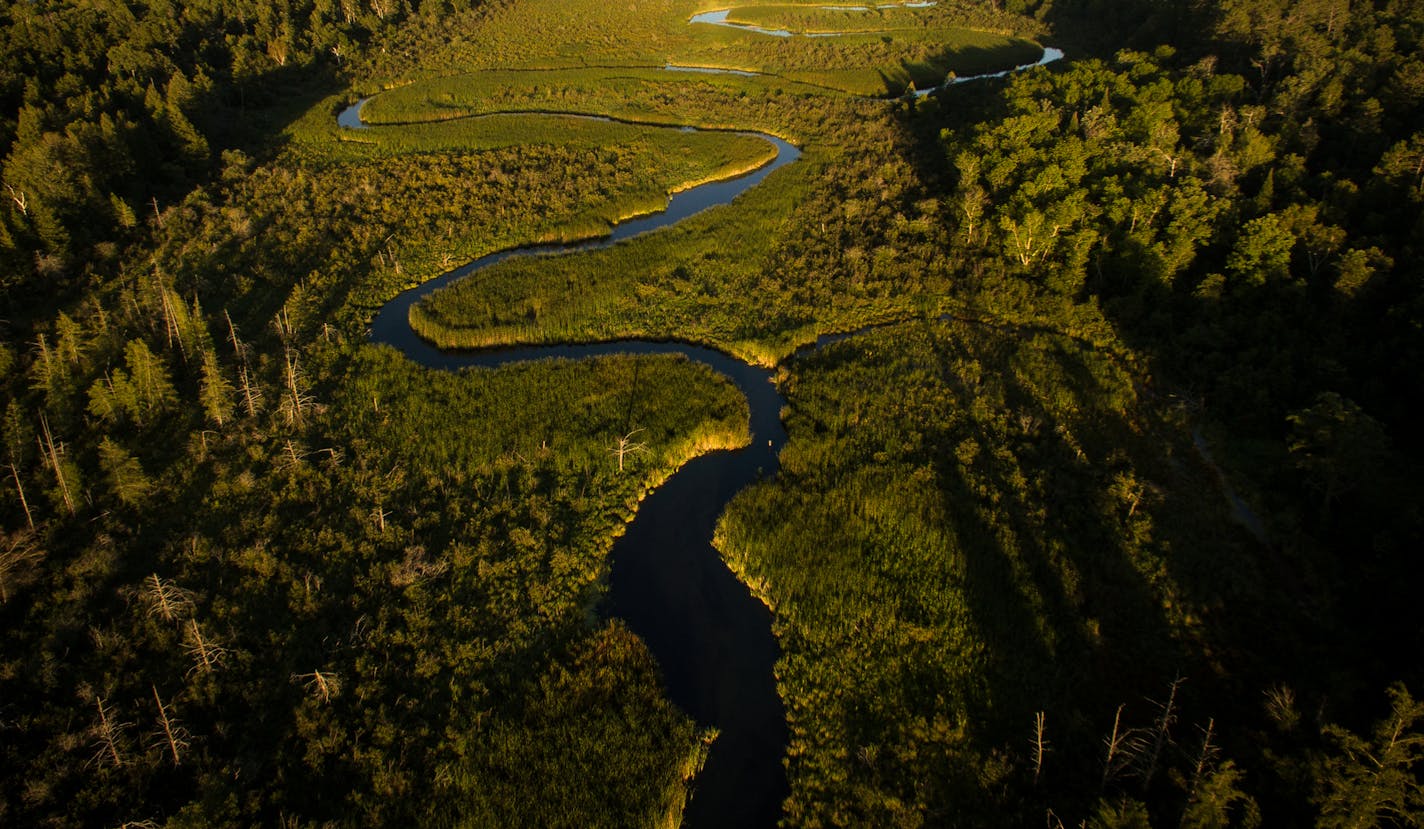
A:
291,670,342,704
1141,674,1186,788
157,285,182,359
0,529,43,603
1263,684,1300,732
182,619,229,677
280,439,306,469
610,428,647,472
1152,146,1181,179
91,696,131,768
272,306,294,343
238,364,263,418
1179,717,1219,825
279,350,313,427
8,463,34,530
266,36,289,67
33,333,55,386
223,309,248,361
141,573,194,623
1102,703,1138,791
38,413,75,515
150,686,189,767
5,181,27,215
1031,710,1050,786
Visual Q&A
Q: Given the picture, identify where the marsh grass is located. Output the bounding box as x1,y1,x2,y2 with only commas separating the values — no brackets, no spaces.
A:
714,318,1267,824
406,152,828,363
359,0,1045,96
360,67,837,132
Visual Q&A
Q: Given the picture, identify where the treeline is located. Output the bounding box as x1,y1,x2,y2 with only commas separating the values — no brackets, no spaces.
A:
0,0,488,307
935,0,1424,691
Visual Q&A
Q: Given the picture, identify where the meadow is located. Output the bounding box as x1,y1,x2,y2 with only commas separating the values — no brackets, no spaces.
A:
360,0,1046,95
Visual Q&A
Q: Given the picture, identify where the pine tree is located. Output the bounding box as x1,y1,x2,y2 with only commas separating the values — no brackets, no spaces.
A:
199,350,235,428
1314,684,1424,828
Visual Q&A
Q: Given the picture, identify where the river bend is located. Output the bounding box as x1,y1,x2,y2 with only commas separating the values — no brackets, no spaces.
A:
354,99,798,826
352,40,1061,827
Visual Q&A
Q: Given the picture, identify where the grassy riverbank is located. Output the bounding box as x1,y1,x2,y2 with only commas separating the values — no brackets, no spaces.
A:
397,77,969,365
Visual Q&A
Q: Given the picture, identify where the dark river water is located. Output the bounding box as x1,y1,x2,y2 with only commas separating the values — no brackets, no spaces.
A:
355,99,799,826
350,40,1062,821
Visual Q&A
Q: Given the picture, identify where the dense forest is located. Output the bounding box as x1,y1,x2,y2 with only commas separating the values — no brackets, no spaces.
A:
2,0,1423,827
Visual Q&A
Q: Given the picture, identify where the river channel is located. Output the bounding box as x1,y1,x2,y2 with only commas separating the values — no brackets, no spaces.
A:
355,100,799,825
352,42,1061,827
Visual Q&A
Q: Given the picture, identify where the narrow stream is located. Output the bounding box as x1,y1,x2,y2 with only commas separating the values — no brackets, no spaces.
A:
691,2,940,38
351,39,1062,826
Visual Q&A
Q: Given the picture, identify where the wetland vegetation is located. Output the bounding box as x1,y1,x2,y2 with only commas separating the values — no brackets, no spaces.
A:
3,0,1423,827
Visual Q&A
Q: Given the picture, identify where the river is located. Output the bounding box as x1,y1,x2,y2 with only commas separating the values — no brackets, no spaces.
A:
356,101,799,825
352,39,1061,827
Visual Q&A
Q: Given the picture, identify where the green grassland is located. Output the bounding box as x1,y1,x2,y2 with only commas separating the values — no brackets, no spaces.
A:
405,133,967,367
679,26,1043,94
246,98,777,339
703,4,1045,91
357,67,835,133
356,1,1045,360
723,3,949,33
361,0,1044,95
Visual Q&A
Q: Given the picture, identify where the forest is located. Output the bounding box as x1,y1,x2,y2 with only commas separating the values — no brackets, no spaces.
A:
2,0,1423,827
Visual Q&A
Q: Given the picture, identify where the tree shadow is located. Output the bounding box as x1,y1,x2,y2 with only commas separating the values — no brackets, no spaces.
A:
916,319,1183,722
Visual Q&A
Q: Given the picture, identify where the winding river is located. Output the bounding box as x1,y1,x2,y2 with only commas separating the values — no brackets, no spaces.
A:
357,100,799,826
353,40,1061,829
